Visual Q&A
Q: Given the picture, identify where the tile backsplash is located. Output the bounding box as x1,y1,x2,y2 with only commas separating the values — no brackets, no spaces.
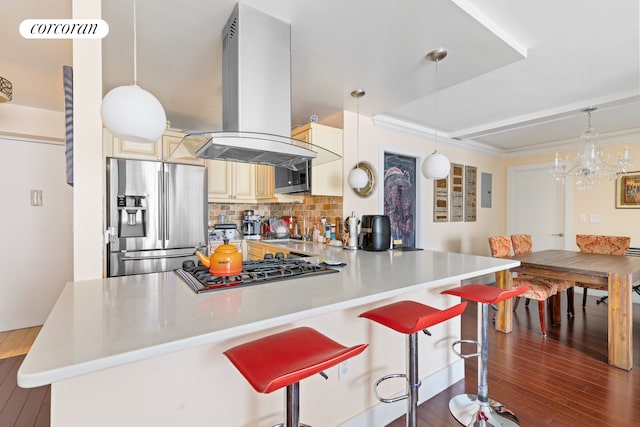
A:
208,195,343,237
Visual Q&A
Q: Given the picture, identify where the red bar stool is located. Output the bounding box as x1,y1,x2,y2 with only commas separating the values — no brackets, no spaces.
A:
359,300,468,427
441,284,529,427
223,326,367,427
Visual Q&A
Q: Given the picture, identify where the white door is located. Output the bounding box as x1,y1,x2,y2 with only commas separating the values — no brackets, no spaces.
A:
507,163,571,251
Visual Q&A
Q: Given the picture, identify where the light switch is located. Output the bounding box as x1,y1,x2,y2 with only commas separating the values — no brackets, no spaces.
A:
31,189,43,206
590,214,602,223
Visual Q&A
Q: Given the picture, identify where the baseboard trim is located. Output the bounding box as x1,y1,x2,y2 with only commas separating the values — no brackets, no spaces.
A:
338,359,464,427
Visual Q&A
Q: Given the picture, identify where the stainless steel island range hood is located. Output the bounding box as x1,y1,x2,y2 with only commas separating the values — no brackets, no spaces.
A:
179,3,339,170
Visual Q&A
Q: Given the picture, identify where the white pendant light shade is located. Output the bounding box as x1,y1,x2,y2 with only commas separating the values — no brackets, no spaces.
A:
101,84,166,143
349,167,369,189
421,151,450,179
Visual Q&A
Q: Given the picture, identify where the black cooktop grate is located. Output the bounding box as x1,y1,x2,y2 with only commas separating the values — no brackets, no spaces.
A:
176,258,339,294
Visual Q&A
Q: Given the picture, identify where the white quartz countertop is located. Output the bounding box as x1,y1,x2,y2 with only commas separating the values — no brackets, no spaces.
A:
18,245,519,388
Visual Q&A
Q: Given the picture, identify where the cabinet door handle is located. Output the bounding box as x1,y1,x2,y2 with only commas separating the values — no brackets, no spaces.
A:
551,233,564,237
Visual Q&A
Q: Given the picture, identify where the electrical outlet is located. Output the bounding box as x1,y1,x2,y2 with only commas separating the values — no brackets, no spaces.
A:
338,360,349,380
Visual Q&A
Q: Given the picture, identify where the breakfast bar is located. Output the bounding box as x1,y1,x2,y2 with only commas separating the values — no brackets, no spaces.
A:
18,245,518,427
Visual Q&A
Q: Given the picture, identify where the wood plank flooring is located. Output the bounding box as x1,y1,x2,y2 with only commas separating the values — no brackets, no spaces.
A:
1,295,639,426
0,355,49,427
0,327,41,360
388,293,640,427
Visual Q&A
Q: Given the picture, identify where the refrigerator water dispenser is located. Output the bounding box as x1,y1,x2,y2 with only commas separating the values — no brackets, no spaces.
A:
117,195,147,238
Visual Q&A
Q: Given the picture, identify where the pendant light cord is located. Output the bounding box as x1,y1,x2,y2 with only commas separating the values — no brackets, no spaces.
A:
356,95,360,168
133,0,138,86
434,58,439,152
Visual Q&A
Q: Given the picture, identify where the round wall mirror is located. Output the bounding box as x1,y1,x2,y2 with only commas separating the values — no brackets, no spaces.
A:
351,162,376,197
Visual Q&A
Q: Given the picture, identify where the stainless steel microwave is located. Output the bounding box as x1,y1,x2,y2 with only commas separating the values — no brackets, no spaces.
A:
274,160,310,193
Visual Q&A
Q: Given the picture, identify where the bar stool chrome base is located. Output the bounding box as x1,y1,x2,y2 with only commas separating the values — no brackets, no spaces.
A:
442,284,529,427
449,394,519,427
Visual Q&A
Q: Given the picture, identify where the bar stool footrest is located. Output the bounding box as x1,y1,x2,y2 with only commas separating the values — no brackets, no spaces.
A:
451,339,481,359
448,393,520,426
374,373,417,403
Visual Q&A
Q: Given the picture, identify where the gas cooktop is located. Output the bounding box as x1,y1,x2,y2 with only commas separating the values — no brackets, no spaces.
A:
176,255,339,294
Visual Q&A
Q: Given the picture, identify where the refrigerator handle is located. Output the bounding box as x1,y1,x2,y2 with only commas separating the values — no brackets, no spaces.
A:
164,170,170,242
158,170,165,241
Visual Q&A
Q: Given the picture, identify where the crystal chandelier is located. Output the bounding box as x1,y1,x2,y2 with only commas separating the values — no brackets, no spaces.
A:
550,106,633,190
0,76,12,102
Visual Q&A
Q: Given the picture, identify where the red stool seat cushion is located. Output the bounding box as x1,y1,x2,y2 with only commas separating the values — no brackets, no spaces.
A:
359,300,468,335
442,284,529,304
223,327,368,394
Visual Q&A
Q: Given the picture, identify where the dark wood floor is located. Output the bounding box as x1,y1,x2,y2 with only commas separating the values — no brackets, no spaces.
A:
0,355,49,427
1,294,639,426
388,293,640,427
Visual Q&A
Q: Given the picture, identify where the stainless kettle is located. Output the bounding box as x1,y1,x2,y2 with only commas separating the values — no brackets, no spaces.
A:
344,212,359,249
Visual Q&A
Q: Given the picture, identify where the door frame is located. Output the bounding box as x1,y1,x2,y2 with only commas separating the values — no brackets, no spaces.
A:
506,161,574,250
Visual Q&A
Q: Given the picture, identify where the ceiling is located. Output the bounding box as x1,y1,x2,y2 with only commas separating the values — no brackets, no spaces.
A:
3,0,640,154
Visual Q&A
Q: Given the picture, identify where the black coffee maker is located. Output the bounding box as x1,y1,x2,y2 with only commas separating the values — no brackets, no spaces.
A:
359,215,391,251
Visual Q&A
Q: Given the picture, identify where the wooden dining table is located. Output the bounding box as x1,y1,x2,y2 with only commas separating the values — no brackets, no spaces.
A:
494,249,640,371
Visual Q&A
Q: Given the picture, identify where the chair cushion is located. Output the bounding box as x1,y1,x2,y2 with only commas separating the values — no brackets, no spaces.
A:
489,236,512,258
359,300,467,334
518,273,574,291
576,234,631,256
514,278,558,300
442,283,529,304
511,234,532,256
223,327,367,394
575,234,630,289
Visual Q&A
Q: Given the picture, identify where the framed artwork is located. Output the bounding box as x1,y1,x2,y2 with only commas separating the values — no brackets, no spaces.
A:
433,178,448,222
384,152,417,247
63,65,73,186
450,163,464,222
616,171,640,208
465,165,477,221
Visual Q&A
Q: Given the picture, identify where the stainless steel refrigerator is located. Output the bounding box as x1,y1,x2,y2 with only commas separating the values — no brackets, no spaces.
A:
106,157,208,276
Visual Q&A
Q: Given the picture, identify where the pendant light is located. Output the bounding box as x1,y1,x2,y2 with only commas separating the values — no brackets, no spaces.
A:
101,0,166,143
421,48,451,180
348,89,370,189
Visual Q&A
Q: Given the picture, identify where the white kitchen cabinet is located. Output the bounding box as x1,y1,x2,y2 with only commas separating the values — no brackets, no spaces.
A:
161,133,206,166
292,123,343,196
103,129,205,166
255,164,274,201
245,241,292,260
207,160,255,202
254,164,304,203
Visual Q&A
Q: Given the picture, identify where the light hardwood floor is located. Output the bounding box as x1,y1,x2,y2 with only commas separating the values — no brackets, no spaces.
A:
0,326,41,360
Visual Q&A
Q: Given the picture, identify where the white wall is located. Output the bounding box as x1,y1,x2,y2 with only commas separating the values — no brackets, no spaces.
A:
505,140,640,248
0,136,73,331
341,111,506,257
0,104,64,141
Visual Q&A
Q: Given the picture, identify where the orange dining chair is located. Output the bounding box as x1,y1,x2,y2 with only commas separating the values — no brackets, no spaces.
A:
511,234,576,317
489,236,558,336
575,234,631,306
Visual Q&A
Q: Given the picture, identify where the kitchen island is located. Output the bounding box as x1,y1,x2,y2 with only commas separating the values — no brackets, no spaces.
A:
18,244,518,427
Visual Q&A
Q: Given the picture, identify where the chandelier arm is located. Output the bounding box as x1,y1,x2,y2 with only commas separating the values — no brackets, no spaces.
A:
550,107,633,189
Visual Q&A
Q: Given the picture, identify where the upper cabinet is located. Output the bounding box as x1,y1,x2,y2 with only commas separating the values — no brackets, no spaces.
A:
292,123,343,196
208,162,303,203
207,160,255,203
103,129,205,166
